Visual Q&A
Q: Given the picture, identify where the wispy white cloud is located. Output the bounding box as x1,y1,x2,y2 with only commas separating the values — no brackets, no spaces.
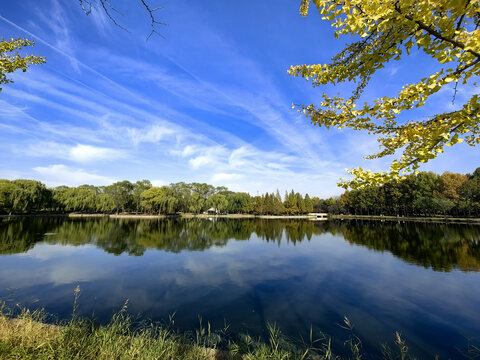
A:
33,164,116,187
3,69,241,151
0,170,25,180
151,179,166,187
70,144,126,162
186,145,227,169
211,172,244,183
388,66,400,77
32,0,80,72
90,50,330,163
167,142,344,195
24,142,127,163
0,1,406,197
0,13,151,107
127,125,177,145
86,3,113,34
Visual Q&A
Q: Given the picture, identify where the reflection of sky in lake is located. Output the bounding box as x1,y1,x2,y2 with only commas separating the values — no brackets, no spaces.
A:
1,221,480,359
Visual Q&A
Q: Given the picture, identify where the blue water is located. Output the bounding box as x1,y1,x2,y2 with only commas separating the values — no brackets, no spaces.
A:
0,217,479,358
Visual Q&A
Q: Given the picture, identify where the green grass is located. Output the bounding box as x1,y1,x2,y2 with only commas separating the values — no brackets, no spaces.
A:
1,302,479,360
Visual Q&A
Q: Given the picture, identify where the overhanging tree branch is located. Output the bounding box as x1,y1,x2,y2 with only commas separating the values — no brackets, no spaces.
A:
394,4,480,59
78,0,166,40
290,0,480,188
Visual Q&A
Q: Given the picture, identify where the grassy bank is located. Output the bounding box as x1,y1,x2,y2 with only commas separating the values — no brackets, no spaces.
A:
3,305,480,360
0,303,434,360
0,308,334,360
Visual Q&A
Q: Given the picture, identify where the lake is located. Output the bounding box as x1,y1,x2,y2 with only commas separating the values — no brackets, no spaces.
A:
1,217,479,358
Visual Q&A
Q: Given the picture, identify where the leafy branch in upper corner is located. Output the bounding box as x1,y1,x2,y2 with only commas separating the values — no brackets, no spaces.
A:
0,38,45,92
290,0,480,189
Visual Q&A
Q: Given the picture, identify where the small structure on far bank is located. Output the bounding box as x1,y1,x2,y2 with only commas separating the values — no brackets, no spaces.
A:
204,208,218,215
309,213,328,220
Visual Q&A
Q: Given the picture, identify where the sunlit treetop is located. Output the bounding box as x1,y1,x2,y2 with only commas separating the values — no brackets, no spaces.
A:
0,38,45,92
290,0,480,189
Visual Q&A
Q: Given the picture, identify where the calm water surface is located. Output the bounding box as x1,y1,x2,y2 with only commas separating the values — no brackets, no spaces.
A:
1,217,479,358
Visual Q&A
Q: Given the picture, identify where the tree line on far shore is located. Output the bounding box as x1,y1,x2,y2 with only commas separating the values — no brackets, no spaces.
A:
0,180,320,215
1,167,479,217
333,167,480,217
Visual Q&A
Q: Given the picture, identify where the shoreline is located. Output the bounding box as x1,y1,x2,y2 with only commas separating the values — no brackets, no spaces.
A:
2,213,480,224
0,309,446,360
332,214,480,224
0,213,320,220
0,315,231,360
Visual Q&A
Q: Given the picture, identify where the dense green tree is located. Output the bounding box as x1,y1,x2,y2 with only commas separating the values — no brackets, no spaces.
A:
295,193,306,214
242,195,256,214
432,196,455,216
10,179,51,213
383,182,402,216
188,183,215,214
132,180,152,213
225,192,251,214
284,190,299,215
263,193,274,215
64,185,97,212
436,172,468,203
274,190,285,215
51,186,70,212
169,182,192,212
188,192,205,214
95,193,116,213
253,196,264,215
320,197,344,215
304,194,313,213
460,171,480,216
311,196,322,212
0,180,17,214
215,186,229,194
141,186,179,214
206,193,228,214
105,181,134,213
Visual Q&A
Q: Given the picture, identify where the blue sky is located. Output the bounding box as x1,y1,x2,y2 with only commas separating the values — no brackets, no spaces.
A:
0,0,479,197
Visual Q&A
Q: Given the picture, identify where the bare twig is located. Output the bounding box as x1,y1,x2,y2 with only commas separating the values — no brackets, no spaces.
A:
78,0,166,39
140,0,167,40
452,81,459,105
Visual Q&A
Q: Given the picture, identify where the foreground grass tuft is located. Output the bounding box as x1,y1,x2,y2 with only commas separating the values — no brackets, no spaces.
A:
1,301,478,360
0,304,221,360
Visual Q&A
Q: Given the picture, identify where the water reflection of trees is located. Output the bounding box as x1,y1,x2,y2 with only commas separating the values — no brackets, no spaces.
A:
0,217,64,254
339,220,480,272
1,217,479,271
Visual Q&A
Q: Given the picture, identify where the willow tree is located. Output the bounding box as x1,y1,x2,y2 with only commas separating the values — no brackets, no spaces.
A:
0,38,45,92
290,0,480,188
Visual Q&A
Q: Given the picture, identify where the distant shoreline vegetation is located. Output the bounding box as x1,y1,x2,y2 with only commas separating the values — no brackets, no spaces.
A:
339,167,480,218
1,167,479,217
0,180,316,216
